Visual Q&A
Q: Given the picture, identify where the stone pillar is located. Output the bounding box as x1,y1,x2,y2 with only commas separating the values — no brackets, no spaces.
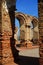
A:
25,24,30,41
1,0,18,65
20,24,25,40
25,18,32,41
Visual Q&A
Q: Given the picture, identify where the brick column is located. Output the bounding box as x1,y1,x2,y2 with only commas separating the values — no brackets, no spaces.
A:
0,0,2,65
38,2,43,39
38,0,43,65
1,0,18,65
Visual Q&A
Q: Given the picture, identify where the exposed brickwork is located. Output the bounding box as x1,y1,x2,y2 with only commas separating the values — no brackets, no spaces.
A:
1,1,15,65
0,0,2,65
38,2,43,38
38,1,43,65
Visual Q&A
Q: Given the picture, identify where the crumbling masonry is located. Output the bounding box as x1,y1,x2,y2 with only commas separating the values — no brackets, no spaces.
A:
0,0,43,65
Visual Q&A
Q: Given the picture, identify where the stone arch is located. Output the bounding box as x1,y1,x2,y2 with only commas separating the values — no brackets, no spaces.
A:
24,15,39,43
15,12,27,25
30,17,39,43
15,12,27,41
15,12,39,44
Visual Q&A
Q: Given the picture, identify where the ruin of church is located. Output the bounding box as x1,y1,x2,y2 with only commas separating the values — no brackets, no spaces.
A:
0,0,43,65
15,12,39,42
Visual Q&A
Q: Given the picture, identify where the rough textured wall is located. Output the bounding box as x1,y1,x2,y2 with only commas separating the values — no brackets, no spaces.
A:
38,2,43,39
1,1,39,65
38,1,43,65
0,0,2,65
2,1,15,65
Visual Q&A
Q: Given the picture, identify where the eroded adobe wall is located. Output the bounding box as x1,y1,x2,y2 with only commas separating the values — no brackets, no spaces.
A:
2,1,15,65
0,0,2,65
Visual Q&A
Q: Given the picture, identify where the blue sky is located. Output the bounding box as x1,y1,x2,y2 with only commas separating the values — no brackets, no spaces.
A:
15,0,38,28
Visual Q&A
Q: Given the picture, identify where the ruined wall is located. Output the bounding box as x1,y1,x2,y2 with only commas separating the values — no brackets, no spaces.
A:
38,0,43,63
38,1,43,40
0,0,2,65
15,12,39,41
2,1,15,65
15,12,26,40
1,1,39,64
38,1,43,65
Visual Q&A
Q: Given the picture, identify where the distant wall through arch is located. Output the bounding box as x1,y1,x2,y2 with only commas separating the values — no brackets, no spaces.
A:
15,12,39,43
